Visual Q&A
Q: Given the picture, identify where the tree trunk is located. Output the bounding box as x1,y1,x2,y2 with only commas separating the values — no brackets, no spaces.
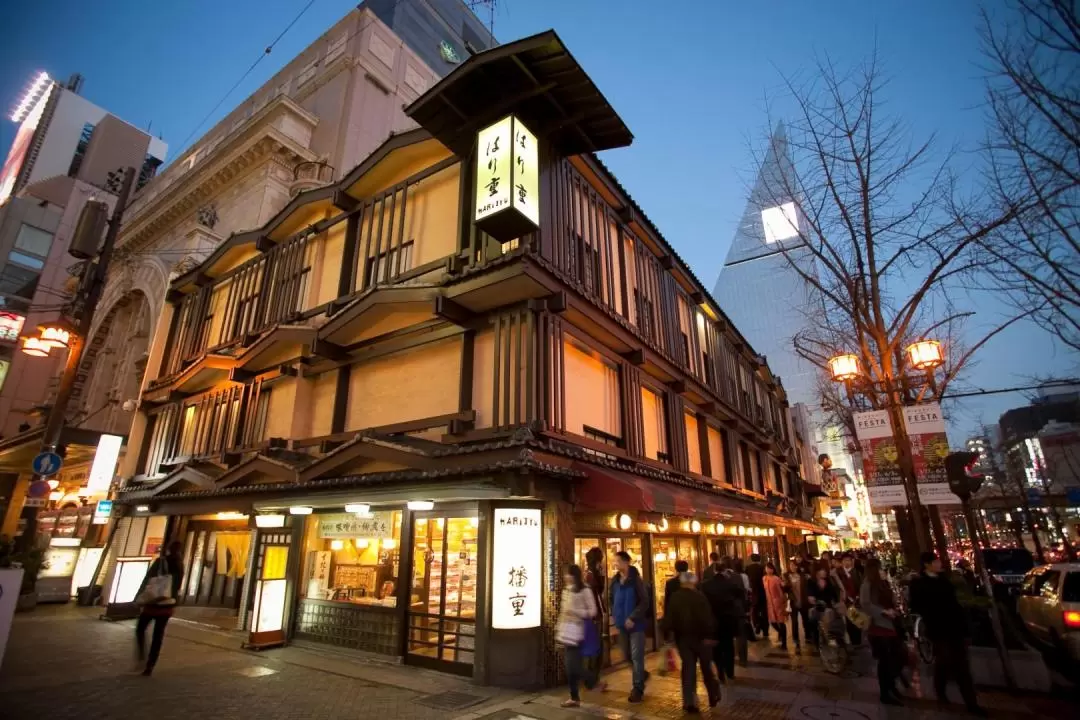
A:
929,507,951,568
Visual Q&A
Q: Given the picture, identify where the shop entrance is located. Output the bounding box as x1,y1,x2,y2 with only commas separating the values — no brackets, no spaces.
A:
574,535,650,666
178,520,251,611
406,514,478,675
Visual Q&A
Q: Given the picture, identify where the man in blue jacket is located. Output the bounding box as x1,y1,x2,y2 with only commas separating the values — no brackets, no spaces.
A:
609,550,650,702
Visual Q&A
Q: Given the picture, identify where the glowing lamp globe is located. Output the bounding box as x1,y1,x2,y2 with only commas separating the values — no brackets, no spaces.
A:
38,324,71,350
828,354,861,382
21,336,51,357
906,340,943,371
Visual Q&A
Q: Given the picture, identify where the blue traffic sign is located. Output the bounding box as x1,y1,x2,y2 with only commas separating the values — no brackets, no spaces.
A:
32,451,63,476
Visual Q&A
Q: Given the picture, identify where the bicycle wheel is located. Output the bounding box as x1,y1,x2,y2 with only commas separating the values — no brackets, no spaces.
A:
914,617,934,664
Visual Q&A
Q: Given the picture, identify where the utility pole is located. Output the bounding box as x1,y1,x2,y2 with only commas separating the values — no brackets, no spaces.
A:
946,450,1016,689
17,167,135,550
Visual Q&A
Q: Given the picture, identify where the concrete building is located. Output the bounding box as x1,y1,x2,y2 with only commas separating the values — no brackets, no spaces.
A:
0,72,167,545
363,0,496,73
95,31,825,688
1,3,491,545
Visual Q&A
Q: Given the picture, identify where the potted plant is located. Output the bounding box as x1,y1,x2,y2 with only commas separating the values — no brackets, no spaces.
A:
0,537,48,611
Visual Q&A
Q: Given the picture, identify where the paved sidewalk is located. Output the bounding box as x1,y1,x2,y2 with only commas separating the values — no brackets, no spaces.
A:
468,640,1076,720
0,605,522,720
0,607,1073,720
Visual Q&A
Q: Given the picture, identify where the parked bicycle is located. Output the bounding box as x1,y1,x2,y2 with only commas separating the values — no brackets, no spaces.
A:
905,612,934,664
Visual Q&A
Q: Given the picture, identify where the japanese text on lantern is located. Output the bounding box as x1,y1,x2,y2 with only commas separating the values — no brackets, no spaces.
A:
474,115,539,228
491,508,542,629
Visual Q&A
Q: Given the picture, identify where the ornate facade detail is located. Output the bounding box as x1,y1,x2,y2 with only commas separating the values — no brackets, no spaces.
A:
196,204,219,229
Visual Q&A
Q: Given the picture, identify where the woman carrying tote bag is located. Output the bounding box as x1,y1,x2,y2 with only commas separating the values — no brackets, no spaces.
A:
134,541,184,676
556,564,600,708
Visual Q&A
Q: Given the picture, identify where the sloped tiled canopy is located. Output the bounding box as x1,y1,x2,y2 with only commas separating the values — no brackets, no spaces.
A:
405,30,633,156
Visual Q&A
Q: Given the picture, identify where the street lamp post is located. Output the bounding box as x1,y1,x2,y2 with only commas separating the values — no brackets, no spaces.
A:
828,339,946,565
15,167,135,550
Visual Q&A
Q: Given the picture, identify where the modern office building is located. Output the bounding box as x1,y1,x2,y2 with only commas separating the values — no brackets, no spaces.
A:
712,125,860,484
0,72,168,566
362,0,497,73
95,30,825,687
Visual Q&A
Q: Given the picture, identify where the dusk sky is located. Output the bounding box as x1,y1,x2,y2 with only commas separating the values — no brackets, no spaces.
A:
2,0,1076,439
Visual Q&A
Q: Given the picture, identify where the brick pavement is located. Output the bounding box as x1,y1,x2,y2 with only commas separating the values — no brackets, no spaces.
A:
463,641,1077,720
0,606,518,720
0,608,1074,720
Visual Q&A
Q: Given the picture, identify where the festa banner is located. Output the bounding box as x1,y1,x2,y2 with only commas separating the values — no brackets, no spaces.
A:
853,409,907,511
903,403,960,505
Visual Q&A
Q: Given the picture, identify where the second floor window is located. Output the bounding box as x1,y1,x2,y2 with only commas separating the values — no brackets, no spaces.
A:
685,412,702,474
563,337,621,446
641,386,669,463
365,240,413,288
706,425,726,484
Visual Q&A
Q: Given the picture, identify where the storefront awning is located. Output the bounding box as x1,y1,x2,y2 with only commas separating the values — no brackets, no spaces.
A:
0,425,127,474
573,462,821,531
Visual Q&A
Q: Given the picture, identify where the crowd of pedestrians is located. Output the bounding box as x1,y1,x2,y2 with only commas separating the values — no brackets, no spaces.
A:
555,547,988,716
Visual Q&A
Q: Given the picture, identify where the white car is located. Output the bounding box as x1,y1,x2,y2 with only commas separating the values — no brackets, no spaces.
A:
1017,563,1080,662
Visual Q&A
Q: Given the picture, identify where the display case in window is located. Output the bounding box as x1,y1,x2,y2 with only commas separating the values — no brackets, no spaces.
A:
300,510,402,608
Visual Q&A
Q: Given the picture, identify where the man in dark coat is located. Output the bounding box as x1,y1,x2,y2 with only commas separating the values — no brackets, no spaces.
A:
662,573,720,713
744,553,767,639
701,559,744,682
909,552,985,716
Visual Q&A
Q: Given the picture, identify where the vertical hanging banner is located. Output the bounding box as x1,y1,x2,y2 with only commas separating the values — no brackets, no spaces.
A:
853,409,907,511
475,115,540,242
903,402,959,505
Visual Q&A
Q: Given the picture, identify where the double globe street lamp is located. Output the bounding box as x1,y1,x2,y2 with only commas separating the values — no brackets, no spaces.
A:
826,339,946,562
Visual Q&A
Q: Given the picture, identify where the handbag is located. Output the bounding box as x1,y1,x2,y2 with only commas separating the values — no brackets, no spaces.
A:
847,605,871,631
137,560,175,606
581,619,601,657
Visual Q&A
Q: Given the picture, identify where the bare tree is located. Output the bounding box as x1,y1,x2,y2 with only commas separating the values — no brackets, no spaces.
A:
981,0,1080,352
750,53,1029,562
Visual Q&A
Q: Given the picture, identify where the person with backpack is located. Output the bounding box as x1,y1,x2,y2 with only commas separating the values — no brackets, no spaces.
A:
134,541,184,676
610,550,649,703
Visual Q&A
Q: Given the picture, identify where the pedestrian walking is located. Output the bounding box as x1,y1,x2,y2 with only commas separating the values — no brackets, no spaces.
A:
702,552,724,581
732,557,751,665
134,541,184,676
609,551,649,703
786,562,809,651
659,559,689,676
745,553,768,639
807,565,842,646
909,551,986,716
762,563,789,650
834,552,863,645
860,558,904,705
701,558,744,682
661,572,720,714
583,547,608,691
556,564,601,708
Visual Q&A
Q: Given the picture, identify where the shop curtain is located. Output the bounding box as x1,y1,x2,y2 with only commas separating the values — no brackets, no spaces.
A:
214,532,252,577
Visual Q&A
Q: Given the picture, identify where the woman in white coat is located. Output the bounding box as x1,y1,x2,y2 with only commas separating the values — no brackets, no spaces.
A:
556,564,600,707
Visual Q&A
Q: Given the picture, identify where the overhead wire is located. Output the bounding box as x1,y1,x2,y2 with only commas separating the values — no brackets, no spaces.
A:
125,0,407,266
172,0,319,158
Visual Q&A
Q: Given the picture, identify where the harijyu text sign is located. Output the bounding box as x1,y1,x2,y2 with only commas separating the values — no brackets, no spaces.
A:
474,115,539,242
491,508,542,629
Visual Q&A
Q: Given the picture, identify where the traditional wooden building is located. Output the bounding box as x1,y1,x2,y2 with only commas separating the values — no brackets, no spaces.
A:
106,31,824,688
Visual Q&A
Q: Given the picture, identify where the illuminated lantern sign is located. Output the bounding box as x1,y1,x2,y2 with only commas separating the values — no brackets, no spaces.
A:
474,115,539,242
491,508,542,629
0,312,25,343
